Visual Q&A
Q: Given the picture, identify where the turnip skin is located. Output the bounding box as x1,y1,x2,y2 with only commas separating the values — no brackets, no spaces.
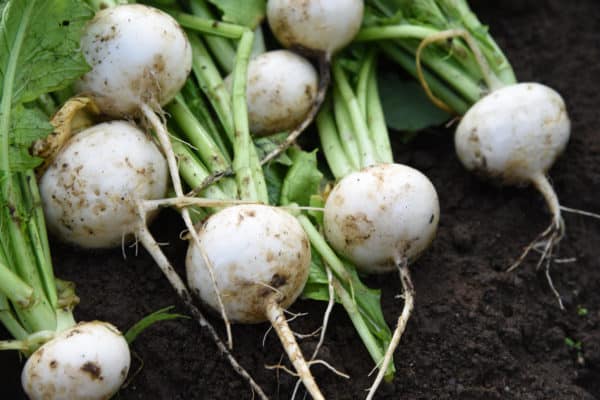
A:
186,204,311,323
243,50,318,136
39,121,168,248
267,0,364,55
324,163,440,274
21,321,130,400
455,82,570,185
76,4,192,116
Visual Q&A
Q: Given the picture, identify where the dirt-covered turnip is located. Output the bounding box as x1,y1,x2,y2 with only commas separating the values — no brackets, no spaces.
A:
39,121,168,248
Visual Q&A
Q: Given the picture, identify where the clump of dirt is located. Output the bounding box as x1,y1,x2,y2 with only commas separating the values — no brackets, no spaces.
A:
2,1,599,398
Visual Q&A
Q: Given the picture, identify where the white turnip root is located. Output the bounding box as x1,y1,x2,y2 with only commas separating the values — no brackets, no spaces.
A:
455,82,570,282
267,0,364,55
186,204,324,400
238,50,318,136
323,163,439,400
21,321,130,400
260,0,364,165
76,4,191,117
324,163,440,274
39,121,168,248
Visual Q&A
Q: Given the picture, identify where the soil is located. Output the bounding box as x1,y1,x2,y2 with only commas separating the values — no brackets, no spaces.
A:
2,1,600,399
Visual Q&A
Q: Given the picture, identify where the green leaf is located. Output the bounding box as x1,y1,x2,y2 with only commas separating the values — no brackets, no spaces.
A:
125,306,189,344
0,0,94,171
207,0,265,29
280,148,323,207
378,70,450,134
302,250,334,302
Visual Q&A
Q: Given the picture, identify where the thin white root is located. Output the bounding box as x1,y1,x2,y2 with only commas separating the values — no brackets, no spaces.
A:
365,261,415,400
308,360,350,379
265,297,325,400
142,196,254,211
260,53,331,166
507,174,564,273
140,102,233,348
292,264,338,400
133,203,268,399
560,206,600,221
506,175,567,309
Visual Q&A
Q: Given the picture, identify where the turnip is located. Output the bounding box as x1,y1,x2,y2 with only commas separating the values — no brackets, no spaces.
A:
260,0,365,164
186,204,324,400
313,54,440,398
455,82,570,276
324,164,440,274
21,321,130,400
39,121,168,248
236,50,319,136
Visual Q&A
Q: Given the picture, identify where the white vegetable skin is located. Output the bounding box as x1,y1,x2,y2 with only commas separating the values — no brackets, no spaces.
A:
76,4,192,116
22,321,130,400
455,82,570,185
324,164,440,273
267,0,364,55
186,204,311,323
40,121,168,248
243,50,318,135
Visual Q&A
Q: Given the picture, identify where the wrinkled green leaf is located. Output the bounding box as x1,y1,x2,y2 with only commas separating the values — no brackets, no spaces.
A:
0,0,93,172
207,0,265,29
378,70,450,134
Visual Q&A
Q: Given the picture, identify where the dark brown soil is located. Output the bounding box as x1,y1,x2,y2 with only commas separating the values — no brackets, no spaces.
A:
2,1,600,399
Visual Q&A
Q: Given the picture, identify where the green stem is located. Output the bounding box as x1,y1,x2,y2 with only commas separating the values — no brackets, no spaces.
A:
35,94,57,117
0,260,34,308
366,56,393,164
356,51,373,119
0,296,29,340
22,171,57,309
167,97,231,174
331,277,389,377
181,80,231,161
332,61,378,169
331,86,360,171
356,25,439,41
189,34,235,141
172,12,247,39
316,99,354,180
297,215,352,284
231,30,267,202
171,139,229,201
189,0,237,73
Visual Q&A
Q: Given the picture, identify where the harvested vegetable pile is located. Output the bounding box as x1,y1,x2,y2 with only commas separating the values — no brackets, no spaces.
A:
2,0,600,399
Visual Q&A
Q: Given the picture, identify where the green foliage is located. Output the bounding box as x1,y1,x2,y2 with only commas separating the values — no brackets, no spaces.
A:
378,70,450,134
125,306,189,344
0,0,93,171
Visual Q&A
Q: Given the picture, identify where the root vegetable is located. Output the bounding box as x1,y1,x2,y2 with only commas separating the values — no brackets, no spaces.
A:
39,121,168,248
21,321,130,400
324,163,440,274
239,50,319,136
76,4,191,117
455,82,570,288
